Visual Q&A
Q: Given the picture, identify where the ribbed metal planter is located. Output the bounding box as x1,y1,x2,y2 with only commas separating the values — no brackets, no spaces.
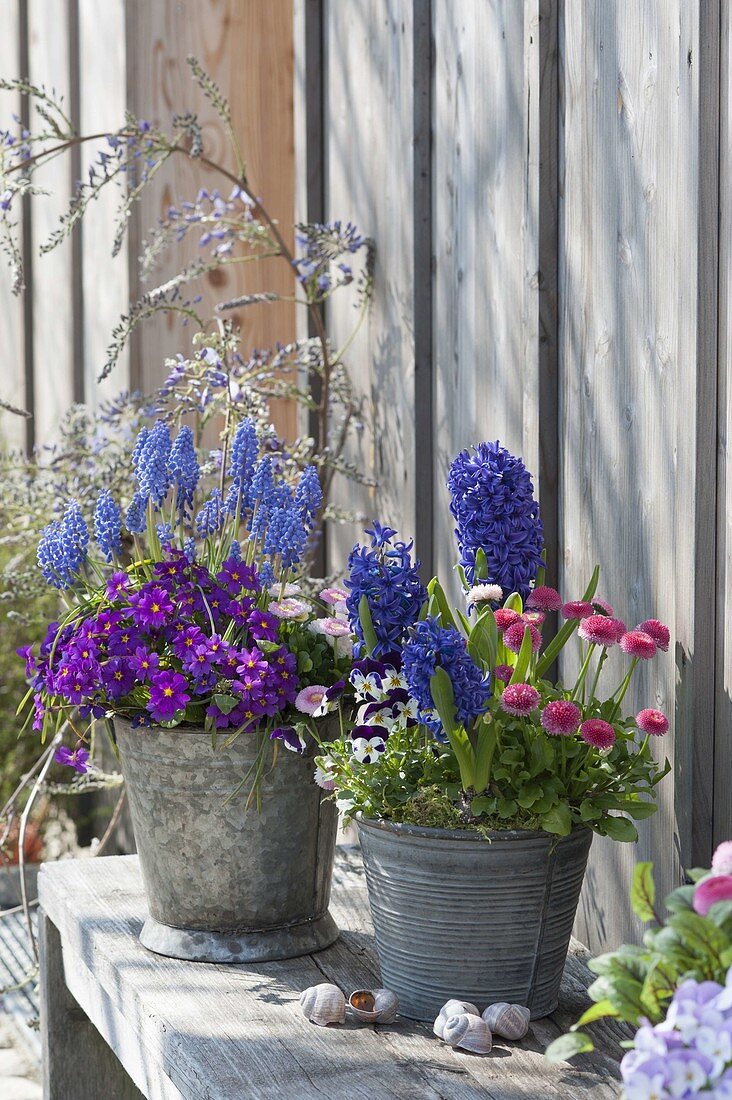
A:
357,816,592,1021
114,717,339,964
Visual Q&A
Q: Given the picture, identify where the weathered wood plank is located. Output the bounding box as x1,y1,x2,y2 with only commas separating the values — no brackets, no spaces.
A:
560,2,715,949
27,0,75,442
124,0,296,443
432,1,540,603
0,0,28,452
38,851,622,1099
323,0,417,572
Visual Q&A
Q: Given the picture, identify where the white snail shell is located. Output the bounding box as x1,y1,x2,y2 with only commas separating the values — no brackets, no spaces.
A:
432,999,480,1039
299,983,346,1026
443,1012,493,1054
348,988,399,1024
481,1002,530,1041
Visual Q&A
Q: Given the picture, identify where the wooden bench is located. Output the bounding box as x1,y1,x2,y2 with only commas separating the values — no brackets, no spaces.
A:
38,848,627,1099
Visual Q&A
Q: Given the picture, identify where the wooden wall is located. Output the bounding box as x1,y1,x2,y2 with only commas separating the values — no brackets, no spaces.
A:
0,0,296,448
298,0,729,952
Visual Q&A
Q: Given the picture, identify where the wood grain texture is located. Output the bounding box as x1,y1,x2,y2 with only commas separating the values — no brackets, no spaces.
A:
432,1,540,603
27,0,75,441
323,0,418,574
125,0,296,442
560,1,716,950
0,0,26,451
38,850,624,1099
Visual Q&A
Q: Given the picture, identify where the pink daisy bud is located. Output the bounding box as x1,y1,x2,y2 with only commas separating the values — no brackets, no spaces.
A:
501,682,541,717
494,664,513,684
522,611,545,627
636,618,670,652
636,708,669,736
540,699,582,736
578,614,624,647
580,718,616,750
561,601,594,620
592,598,615,616
712,841,732,875
504,621,542,655
693,874,732,916
620,630,657,659
526,586,563,612
494,608,522,632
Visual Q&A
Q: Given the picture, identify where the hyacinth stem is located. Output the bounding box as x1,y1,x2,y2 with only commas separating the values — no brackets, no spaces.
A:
571,643,596,701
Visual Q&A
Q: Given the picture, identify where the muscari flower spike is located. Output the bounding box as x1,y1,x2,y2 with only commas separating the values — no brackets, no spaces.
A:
93,489,122,562
135,420,172,508
447,440,544,601
168,425,199,514
227,418,259,515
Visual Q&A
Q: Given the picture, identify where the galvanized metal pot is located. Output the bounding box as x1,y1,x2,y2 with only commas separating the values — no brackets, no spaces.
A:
114,717,339,964
357,816,592,1021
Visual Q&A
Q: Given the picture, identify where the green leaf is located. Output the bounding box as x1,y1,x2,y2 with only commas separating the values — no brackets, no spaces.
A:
430,667,458,736
641,960,678,1020
358,595,379,656
504,591,523,613
601,816,638,843
427,578,458,630
707,900,732,928
664,885,695,913
669,910,728,960
474,548,489,582
573,999,619,1028
613,799,658,820
212,694,237,715
544,1031,594,1064
541,802,572,836
535,565,600,677
630,862,657,922
468,609,498,670
469,795,494,816
510,625,535,684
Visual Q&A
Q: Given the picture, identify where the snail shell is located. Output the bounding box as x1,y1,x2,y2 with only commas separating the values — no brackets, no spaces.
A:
432,999,480,1039
481,1002,530,1041
299,983,346,1026
348,988,399,1024
443,1013,493,1054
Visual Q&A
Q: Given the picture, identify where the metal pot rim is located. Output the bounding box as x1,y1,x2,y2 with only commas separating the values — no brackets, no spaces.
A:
356,812,591,844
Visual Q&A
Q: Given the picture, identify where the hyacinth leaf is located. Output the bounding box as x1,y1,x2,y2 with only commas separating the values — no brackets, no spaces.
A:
455,607,471,635
535,564,601,678
430,667,475,789
509,626,534,684
630,862,657,922
427,577,457,630
536,549,547,587
358,595,379,656
544,1031,594,1064
467,609,498,671
473,720,498,792
473,547,488,582
572,999,620,1029
504,591,523,614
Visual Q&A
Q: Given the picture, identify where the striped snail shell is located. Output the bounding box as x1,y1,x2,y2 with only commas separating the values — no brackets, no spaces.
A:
442,1012,493,1054
299,983,346,1026
481,1002,530,1041
348,988,399,1024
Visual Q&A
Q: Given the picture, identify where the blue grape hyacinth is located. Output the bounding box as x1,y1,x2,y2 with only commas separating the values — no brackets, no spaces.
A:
447,441,544,600
93,489,122,562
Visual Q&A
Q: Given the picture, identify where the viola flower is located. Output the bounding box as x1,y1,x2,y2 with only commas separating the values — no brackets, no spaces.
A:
105,571,130,601
320,586,348,605
636,618,670,652
580,719,616,750
130,585,174,629
350,728,387,764
447,441,544,599
501,683,541,716
693,874,732,916
578,614,625,647
147,670,190,722
526,586,562,612
270,598,310,620
503,620,542,655
494,664,514,684
54,744,90,774
620,631,657,660
541,699,582,736
270,726,306,754
493,608,522,632
129,647,159,682
561,601,594,620
636,708,669,736
466,583,503,606
295,685,328,715
312,680,346,717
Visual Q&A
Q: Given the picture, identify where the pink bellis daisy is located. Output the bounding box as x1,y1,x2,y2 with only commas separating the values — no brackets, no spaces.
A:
620,631,657,659
578,614,625,647
712,842,732,875
561,601,594,620
541,700,582,736
580,719,616,750
493,608,522,632
295,685,328,715
466,583,503,606
503,620,542,655
494,664,514,684
526,586,563,612
501,683,541,717
693,874,732,916
636,618,670,652
636,708,669,736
